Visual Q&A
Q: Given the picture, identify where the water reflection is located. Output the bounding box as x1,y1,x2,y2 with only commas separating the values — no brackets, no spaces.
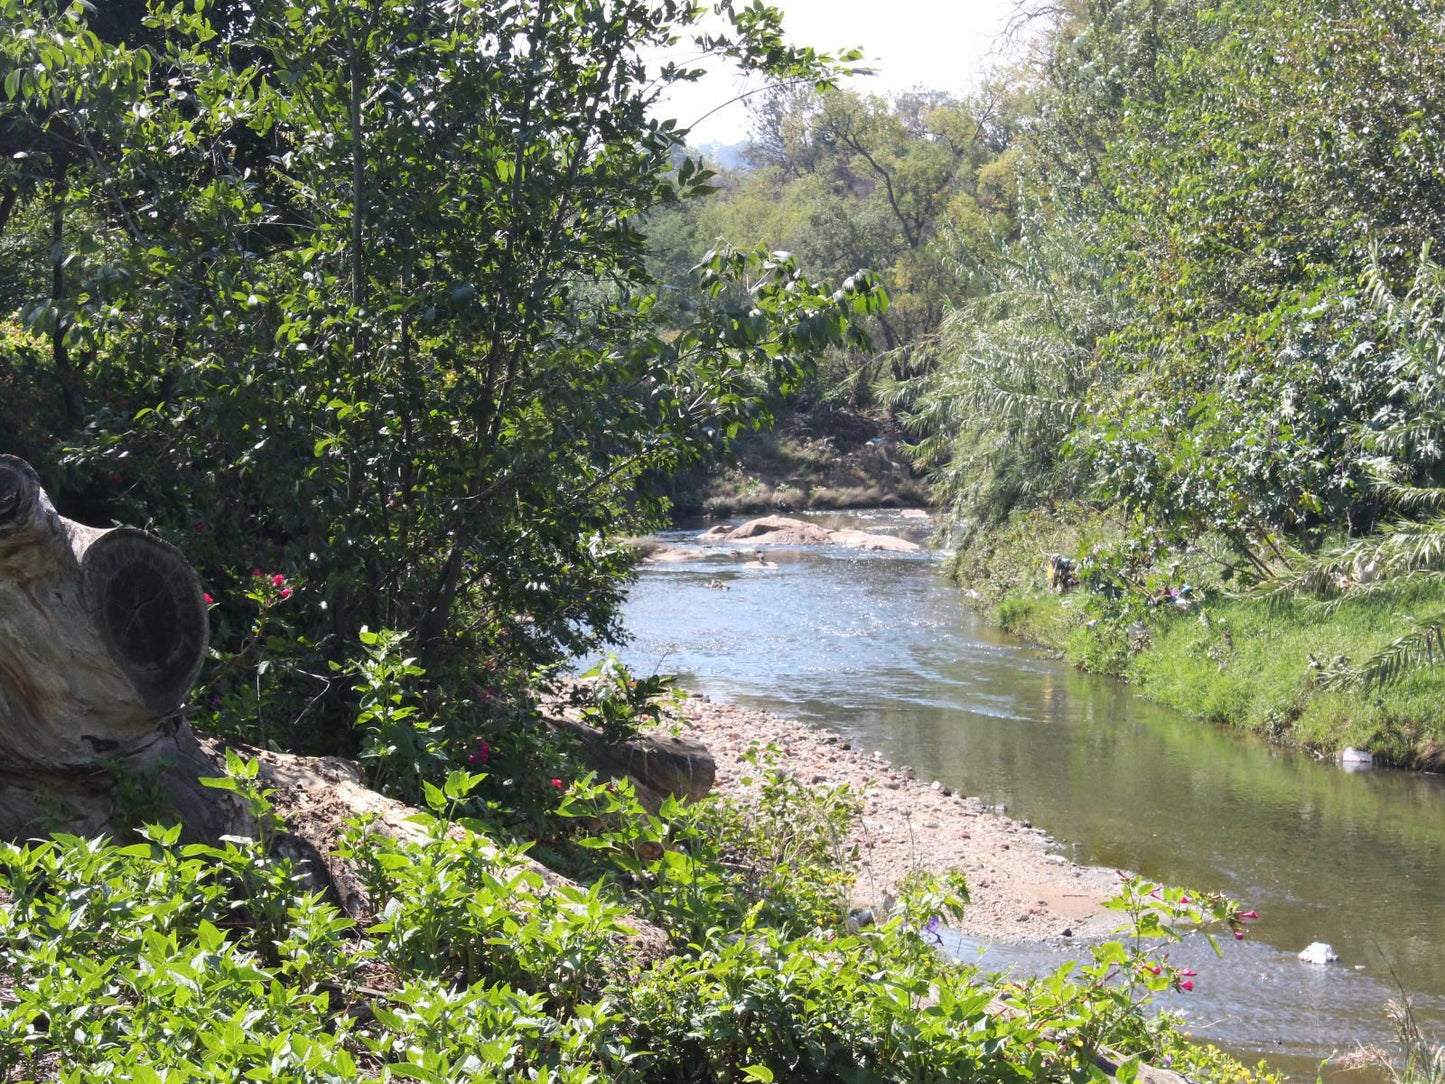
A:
609,514,1445,1064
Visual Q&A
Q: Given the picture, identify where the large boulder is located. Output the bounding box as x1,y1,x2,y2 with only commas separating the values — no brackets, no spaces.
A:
828,528,922,553
714,515,835,546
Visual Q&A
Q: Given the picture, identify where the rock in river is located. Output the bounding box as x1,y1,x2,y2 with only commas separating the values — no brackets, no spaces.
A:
1298,942,1339,964
705,515,921,553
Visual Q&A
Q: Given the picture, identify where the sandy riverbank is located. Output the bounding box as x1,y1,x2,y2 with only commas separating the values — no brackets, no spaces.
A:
671,690,1125,944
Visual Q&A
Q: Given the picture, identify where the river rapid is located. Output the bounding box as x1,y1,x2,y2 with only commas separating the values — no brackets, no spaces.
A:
602,510,1445,1074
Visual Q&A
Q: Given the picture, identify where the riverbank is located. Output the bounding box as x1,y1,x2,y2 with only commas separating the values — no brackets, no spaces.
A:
661,409,932,517
670,690,1122,943
953,506,1445,770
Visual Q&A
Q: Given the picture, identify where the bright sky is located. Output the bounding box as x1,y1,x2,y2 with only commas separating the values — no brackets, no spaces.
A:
657,0,1027,145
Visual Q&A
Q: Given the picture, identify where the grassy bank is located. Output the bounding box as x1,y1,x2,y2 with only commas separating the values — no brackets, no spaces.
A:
954,508,1445,769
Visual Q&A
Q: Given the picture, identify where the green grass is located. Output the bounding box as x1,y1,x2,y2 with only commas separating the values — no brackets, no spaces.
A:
1131,586,1445,766
957,509,1445,768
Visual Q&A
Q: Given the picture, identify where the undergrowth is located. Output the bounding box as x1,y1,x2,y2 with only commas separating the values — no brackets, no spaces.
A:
955,506,1445,765
0,750,1274,1083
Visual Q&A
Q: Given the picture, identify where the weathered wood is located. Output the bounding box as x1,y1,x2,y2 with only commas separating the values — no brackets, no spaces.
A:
548,714,716,811
0,454,225,841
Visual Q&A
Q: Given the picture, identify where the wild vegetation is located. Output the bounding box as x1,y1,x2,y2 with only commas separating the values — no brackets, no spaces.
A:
647,0,1445,759
0,741,1271,1082
0,0,1300,1078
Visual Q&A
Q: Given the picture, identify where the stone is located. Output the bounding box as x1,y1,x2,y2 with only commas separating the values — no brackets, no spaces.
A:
1298,942,1339,964
1338,747,1374,769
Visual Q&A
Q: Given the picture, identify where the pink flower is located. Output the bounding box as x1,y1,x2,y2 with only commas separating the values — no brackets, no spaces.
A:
203,593,214,605
1236,910,1258,920
550,778,565,790
1179,968,1197,977
473,740,491,764
194,521,207,532
1141,964,1161,976
251,568,262,577
1180,980,1194,992
272,573,285,587
279,587,292,599
1234,929,1246,939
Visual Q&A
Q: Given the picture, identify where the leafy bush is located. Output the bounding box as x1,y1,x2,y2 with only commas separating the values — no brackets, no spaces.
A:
0,752,1272,1084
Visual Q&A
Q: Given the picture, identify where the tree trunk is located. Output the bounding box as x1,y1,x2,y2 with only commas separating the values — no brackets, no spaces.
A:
546,713,716,813
0,457,673,958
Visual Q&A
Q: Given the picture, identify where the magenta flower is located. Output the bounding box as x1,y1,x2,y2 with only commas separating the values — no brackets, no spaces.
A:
279,587,292,599
203,593,215,605
550,778,565,790
1180,979,1194,992
272,573,286,587
1179,968,1197,977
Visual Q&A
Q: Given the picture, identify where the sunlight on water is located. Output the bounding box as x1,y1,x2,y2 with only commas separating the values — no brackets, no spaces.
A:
598,511,1445,1071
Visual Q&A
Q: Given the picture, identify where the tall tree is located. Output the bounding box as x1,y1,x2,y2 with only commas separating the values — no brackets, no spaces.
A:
0,0,884,749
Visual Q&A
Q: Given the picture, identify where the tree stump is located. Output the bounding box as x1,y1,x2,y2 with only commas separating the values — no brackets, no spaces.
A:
0,455,235,841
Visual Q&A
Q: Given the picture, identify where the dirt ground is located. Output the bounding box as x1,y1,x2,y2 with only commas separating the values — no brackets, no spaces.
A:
671,691,1126,944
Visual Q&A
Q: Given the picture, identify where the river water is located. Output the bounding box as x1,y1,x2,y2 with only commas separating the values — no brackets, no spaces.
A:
604,511,1445,1072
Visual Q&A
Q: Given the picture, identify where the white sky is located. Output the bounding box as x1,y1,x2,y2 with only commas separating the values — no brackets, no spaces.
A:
656,0,1027,145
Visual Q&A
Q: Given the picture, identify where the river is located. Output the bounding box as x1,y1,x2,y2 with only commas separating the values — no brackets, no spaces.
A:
603,510,1445,1074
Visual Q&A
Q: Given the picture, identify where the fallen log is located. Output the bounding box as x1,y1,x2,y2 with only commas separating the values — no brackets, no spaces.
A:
547,713,716,812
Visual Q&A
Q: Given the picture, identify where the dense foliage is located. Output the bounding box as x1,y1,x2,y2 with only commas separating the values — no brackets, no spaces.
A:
882,0,1445,695
0,0,884,755
0,752,1269,1083
648,84,1022,406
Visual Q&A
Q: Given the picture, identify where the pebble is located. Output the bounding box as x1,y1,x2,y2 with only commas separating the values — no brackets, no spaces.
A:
654,685,1119,947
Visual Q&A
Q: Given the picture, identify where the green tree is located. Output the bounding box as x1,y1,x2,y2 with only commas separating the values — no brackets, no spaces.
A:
0,0,884,749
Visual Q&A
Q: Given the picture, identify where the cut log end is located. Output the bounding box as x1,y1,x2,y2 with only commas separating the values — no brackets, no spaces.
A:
0,455,43,537
81,528,209,716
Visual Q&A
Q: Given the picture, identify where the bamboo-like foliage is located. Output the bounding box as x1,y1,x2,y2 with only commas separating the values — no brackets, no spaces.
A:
1261,247,1445,687
882,214,1124,541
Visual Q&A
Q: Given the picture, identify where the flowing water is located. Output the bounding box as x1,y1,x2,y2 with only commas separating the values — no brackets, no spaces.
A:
602,510,1445,1073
